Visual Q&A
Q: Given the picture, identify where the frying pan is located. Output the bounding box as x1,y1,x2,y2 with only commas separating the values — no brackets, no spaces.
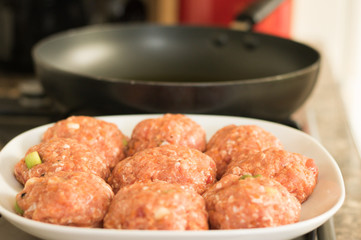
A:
32,1,320,121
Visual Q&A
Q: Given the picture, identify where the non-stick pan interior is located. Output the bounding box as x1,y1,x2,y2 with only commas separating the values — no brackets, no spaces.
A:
34,24,320,83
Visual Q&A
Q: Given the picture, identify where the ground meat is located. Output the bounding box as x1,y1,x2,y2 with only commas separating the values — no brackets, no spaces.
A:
224,148,319,203
14,138,110,185
42,116,128,169
203,174,301,229
126,114,206,156
108,144,216,194
103,181,208,230
205,125,283,179
15,171,114,227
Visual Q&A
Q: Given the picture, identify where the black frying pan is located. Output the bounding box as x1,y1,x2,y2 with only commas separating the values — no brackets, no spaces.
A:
32,2,320,121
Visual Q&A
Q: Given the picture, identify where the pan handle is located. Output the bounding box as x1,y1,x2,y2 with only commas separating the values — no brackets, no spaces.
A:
233,0,285,31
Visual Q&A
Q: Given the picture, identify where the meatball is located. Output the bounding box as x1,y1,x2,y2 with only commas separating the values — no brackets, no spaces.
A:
205,125,283,179
14,138,110,185
224,148,319,203
203,174,301,229
42,116,128,168
126,114,206,156
15,172,114,227
104,181,208,230
108,144,216,194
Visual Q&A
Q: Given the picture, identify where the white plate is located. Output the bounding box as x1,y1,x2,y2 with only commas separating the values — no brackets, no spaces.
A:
0,114,345,240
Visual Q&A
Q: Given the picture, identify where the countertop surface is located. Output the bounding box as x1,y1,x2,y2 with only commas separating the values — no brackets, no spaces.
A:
0,58,359,239
301,60,360,240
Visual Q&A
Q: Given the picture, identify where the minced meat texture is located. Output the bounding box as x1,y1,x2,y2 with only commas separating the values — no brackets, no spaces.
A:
205,124,283,179
12,115,320,231
108,144,216,194
104,181,208,230
203,174,301,229
126,114,206,156
224,148,319,203
15,172,114,227
14,138,110,185
42,116,128,169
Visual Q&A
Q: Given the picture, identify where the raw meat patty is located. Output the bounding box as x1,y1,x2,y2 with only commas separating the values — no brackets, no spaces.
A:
224,148,319,203
126,114,206,156
203,174,301,229
15,171,114,227
14,138,110,185
205,124,283,179
104,181,208,230
42,116,128,168
108,144,216,194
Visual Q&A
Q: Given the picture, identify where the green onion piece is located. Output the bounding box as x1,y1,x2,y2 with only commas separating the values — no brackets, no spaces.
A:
122,138,128,147
25,151,42,169
162,189,176,194
240,174,262,180
14,201,24,215
240,174,253,180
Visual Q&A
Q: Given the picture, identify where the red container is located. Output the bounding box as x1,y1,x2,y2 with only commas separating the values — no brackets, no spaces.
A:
179,0,292,38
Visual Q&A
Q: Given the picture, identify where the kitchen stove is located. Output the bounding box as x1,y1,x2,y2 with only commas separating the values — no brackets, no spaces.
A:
0,76,333,240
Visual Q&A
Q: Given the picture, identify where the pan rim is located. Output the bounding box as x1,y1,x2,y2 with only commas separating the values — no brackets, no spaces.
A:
32,23,321,87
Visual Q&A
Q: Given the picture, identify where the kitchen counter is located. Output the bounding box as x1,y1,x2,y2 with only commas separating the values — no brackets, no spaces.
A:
299,59,360,240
